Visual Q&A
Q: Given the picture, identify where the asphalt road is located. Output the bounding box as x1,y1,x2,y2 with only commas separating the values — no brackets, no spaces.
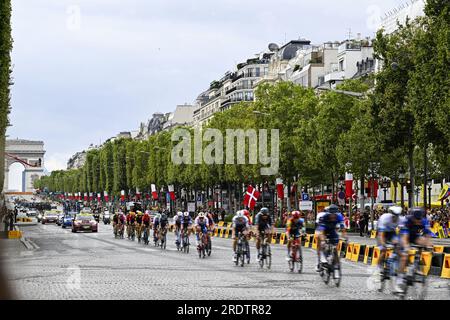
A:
1,223,449,300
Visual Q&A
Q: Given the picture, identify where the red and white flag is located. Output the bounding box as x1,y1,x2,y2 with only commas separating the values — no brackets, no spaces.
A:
151,184,158,200
345,173,353,199
120,190,125,201
276,178,284,200
168,185,175,201
136,188,141,200
89,192,93,201
97,193,101,202
243,185,260,210
84,193,88,201
104,191,109,203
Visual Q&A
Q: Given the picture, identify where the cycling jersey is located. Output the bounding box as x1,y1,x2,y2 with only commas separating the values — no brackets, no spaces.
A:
113,214,119,224
318,212,344,244
118,214,125,223
136,214,143,224
232,216,249,233
142,214,150,226
195,217,209,233
206,213,215,228
399,215,434,244
254,213,272,232
377,213,403,246
181,215,193,229
129,212,136,224
174,215,182,227
286,218,305,238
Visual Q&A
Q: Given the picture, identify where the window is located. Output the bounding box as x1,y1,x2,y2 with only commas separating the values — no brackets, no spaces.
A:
255,67,260,77
339,59,344,71
264,67,269,76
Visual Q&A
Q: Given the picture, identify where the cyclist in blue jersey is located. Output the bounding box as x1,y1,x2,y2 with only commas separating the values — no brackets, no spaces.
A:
396,207,433,293
194,212,209,248
317,204,348,265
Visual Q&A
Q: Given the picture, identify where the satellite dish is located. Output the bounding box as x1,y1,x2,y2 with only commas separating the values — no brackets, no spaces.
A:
268,43,279,52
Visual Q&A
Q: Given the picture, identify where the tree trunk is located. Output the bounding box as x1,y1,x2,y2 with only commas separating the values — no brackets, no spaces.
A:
331,174,335,204
423,143,427,208
228,183,232,214
408,124,415,209
287,180,291,213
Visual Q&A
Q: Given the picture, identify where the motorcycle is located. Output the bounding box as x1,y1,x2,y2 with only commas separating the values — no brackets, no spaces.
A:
103,211,111,225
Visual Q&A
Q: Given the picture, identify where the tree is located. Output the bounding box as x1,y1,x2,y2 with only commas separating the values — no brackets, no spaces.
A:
0,0,12,194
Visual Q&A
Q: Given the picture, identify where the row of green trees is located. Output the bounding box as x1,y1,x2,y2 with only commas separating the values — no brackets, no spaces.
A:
35,1,450,207
0,0,12,194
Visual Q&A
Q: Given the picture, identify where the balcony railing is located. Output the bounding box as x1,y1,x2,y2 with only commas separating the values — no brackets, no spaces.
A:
226,87,237,95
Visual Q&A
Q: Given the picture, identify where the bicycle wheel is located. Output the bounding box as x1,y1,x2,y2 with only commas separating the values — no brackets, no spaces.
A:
266,245,272,270
413,261,428,300
162,233,167,250
206,237,212,256
297,247,303,274
246,242,250,264
259,246,265,269
332,250,342,287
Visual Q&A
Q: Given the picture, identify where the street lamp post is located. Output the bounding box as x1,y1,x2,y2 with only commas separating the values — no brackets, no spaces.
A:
399,169,406,209
427,179,433,210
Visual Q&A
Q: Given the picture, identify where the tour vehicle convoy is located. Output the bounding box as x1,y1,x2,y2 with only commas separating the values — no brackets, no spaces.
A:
42,210,61,224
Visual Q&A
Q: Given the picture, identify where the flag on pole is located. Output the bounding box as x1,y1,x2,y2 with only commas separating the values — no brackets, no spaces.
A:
243,185,260,210
120,190,125,201
104,191,109,202
345,173,353,199
151,184,158,200
276,178,284,200
438,184,450,201
84,193,88,201
97,193,101,202
136,188,141,200
168,185,175,201
89,192,93,201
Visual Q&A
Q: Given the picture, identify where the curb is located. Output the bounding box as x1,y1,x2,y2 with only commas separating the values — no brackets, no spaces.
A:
15,225,39,250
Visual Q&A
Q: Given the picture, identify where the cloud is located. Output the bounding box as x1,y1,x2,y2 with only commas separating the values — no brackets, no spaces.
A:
44,152,72,172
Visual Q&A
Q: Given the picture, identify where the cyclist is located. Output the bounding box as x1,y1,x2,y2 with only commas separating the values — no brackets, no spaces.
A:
285,211,306,261
142,210,151,241
128,209,136,239
158,211,169,243
173,211,183,246
112,211,120,235
395,207,433,293
194,212,209,248
118,211,125,237
377,206,403,274
315,207,329,271
181,212,193,246
317,204,347,268
231,210,250,262
136,210,144,241
254,207,273,259
152,213,161,243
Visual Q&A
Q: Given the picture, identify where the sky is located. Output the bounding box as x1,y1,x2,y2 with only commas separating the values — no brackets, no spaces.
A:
6,0,406,190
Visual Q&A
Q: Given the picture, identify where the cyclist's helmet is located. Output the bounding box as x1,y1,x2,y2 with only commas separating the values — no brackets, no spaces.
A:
324,206,330,213
183,212,190,217
198,212,205,218
291,211,301,219
328,204,339,213
388,206,403,216
410,207,425,220
260,207,269,215
236,210,244,218
177,211,183,217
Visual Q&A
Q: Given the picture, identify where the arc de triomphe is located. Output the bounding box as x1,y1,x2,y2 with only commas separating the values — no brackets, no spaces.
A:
4,139,46,192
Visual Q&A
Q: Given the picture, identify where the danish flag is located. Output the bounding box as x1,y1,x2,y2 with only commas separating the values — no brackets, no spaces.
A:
243,185,260,210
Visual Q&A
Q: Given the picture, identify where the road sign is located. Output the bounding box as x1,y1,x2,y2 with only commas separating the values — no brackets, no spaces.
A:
299,201,313,211
302,193,309,201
